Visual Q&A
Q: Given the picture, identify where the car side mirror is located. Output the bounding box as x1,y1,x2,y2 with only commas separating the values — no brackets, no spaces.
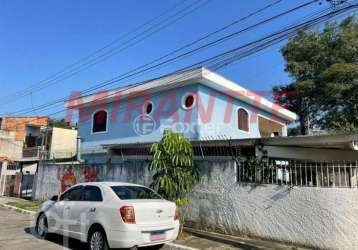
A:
50,195,58,202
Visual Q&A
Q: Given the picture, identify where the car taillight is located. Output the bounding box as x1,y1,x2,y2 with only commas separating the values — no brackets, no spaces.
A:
174,206,179,220
120,205,136,224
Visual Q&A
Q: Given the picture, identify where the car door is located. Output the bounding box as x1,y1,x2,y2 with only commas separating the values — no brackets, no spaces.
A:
47,186,79,234
58,185,83,238
76,185,104,241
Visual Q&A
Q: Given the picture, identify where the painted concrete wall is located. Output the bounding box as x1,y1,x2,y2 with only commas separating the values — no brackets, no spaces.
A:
34,161,152,200
34,161,358,249
49,127,78,159
196,84,287,140
262,145,358,161
78,83,288,163
188,160,358,250
0,131,23,160
78,84,200,158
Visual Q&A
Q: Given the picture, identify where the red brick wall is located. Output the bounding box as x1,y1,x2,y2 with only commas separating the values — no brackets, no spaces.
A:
1,117,49,142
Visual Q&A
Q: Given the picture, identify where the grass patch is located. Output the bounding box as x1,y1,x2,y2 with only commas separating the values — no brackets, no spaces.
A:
6,200,43,211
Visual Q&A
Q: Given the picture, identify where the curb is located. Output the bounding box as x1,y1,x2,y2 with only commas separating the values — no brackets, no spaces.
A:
0,204,36,215
165,242,199,250
184,227,272,250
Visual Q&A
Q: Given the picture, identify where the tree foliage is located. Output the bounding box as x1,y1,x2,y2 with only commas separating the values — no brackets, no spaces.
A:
49,118,69,129
149,130,201,201
273,16,358,134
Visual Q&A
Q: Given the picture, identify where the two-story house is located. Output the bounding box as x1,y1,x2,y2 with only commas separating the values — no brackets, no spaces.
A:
66,68,297,163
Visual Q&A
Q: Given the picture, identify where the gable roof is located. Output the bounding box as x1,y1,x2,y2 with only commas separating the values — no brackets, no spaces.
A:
65,67,298,122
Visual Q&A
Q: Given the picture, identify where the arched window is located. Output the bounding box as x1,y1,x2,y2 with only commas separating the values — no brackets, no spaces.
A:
92,110,107,133
238,108,249,132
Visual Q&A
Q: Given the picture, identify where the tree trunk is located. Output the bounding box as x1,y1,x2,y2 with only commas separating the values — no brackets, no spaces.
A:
299,115,309,135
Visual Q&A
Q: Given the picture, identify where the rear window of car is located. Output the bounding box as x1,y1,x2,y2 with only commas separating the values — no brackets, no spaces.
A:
111,185,162,200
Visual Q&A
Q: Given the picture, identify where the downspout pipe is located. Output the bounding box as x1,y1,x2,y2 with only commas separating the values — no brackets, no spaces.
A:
76,136,83,163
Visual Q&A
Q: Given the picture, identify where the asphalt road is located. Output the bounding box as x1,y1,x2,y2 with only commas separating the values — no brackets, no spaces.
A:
0,207,172,250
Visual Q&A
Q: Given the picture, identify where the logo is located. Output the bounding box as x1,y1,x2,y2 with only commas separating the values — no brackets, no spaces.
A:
133,114,156,136
156,209,163,214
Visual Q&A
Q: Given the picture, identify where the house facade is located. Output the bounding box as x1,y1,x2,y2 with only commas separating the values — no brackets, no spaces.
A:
66,68,297,163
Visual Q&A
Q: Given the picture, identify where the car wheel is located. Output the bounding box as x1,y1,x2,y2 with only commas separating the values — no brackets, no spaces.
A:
36,213,48,238
88,229,109,250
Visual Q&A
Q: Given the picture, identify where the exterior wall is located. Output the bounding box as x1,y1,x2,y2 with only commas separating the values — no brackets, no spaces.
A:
0,160,23,196
261,145,358,161
77,83,289,163
0,131,23,160
0,162,7,196
34,161,358,249
34,161,152,200
78,84,199,159
188,160,358,250
196,84,287,139
1,117,48,141
49,127,78,159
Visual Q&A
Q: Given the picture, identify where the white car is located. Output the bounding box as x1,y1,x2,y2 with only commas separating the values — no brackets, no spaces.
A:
35,182,180,250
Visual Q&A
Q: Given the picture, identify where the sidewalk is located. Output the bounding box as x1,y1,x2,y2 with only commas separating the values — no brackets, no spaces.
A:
175,228,312,250
0,196,32,205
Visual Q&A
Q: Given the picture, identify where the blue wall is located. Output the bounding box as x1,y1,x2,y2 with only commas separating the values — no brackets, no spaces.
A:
79,84,200,159
195,84,287,140
78,82,287,162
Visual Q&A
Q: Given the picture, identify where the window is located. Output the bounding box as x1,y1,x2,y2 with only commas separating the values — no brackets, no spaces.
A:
92,110,107,133
83,186,103,202
111,186,162,200
258,116,283,137
143,101,153,115
238,108,249,132
59,186,83,201
182,94,195,109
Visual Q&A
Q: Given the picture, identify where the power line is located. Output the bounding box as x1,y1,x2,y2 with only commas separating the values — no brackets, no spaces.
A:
0,0,209,105
3,0,314,117
2,2,356,132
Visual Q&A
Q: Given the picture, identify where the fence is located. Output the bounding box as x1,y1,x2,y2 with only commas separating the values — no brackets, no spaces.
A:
238,159,358,188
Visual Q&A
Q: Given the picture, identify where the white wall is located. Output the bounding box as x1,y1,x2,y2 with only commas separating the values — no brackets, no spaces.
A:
49,127,77,159
187,160,358,250
262,145,358,161
34,160,358,249
0,131,23,160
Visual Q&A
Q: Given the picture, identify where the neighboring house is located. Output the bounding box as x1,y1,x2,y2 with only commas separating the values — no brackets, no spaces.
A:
0,116,49,142
0,117,78,198
0,116,78,171
21,125,78,164
66,67,297,163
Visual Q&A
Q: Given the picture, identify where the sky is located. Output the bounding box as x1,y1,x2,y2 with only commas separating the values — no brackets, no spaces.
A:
0,0,352,120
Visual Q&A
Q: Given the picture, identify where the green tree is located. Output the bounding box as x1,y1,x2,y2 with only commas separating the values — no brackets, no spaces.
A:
149,130,201,232
273,16,358,134
49,118,69,129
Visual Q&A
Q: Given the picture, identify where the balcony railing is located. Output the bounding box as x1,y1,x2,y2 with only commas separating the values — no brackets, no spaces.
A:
22,146,41,158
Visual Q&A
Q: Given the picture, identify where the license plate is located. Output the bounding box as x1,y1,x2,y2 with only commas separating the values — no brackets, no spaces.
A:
150,231,166,241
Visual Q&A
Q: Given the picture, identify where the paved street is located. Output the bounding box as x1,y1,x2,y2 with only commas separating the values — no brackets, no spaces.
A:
0,206,308,250
0,206,248,250
0,207,175,250
0,207,87,250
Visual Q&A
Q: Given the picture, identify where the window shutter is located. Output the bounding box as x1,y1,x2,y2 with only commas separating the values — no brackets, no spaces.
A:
238,108,249,132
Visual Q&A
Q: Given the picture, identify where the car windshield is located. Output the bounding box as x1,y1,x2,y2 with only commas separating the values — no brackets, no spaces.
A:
111,185,162,200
